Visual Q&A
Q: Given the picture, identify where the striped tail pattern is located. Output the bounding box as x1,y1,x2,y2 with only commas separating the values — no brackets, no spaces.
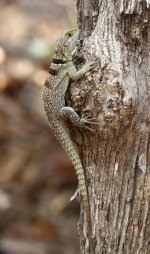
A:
53,123,91,224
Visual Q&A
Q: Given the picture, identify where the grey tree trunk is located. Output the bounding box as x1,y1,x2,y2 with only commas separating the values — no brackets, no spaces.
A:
69,0,150,253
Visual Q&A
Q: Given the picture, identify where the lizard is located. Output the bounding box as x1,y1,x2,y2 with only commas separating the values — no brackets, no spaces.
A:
43,28,97,240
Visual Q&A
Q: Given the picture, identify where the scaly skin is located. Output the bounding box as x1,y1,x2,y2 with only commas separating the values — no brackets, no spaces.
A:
43,29,96,230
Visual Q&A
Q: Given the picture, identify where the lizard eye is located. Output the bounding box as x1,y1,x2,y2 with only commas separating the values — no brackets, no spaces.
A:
63,43,67,47
67,32,72,37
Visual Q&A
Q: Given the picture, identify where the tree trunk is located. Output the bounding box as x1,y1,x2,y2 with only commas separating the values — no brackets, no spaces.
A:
69,0,150,253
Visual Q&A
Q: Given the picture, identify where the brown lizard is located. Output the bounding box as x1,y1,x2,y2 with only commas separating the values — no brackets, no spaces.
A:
43,29,97,244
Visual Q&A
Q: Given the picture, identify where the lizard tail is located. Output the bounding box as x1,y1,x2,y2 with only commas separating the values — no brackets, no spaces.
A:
54,124,90,218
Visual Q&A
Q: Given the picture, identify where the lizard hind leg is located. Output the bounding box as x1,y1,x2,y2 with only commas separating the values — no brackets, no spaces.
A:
58,106,81,127
58,106,99,131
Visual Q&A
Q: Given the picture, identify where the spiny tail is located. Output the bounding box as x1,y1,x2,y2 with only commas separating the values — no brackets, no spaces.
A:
54,124,90,223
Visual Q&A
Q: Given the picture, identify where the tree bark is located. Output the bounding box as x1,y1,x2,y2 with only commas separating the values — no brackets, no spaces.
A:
69,0,150,253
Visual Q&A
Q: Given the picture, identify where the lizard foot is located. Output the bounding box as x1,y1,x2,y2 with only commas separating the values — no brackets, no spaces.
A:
84,59,99,72
80,115,100,131
70,188,79,202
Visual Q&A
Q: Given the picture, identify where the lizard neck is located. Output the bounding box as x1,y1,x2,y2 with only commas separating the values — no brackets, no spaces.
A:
53,53,73,63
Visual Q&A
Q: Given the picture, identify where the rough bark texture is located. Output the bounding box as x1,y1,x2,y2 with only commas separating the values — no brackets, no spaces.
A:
69,0,150,253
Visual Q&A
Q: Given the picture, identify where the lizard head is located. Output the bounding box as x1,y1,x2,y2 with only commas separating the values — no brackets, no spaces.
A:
55,29,79,61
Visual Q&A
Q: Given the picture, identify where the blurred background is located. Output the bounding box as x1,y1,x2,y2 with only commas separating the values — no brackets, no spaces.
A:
0,1,79,253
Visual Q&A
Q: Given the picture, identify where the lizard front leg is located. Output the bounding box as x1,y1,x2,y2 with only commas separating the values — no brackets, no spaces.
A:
68,60,97,81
